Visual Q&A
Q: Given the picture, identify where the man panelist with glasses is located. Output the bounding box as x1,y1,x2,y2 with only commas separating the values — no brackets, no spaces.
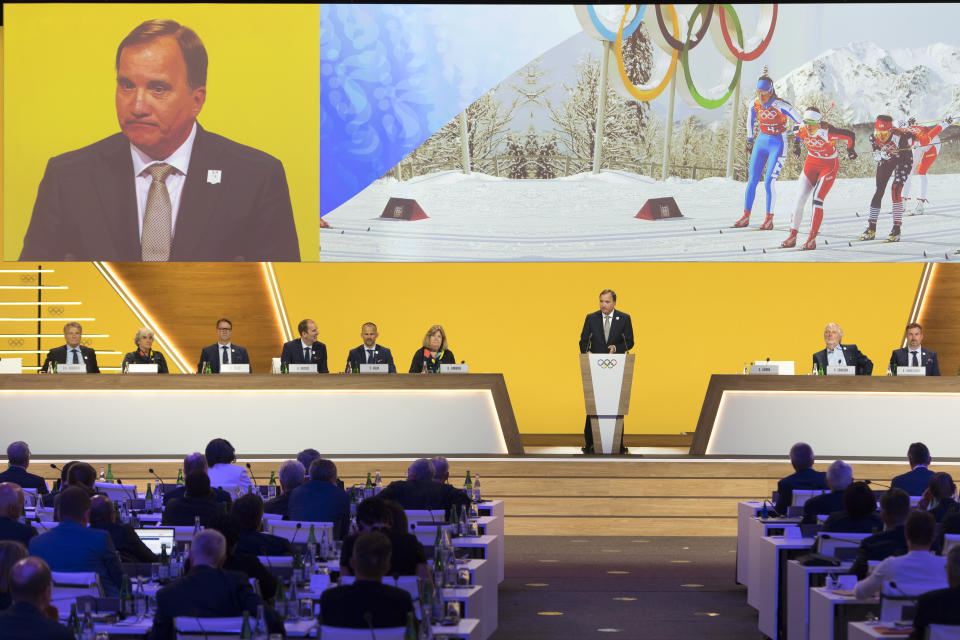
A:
197,318,250,373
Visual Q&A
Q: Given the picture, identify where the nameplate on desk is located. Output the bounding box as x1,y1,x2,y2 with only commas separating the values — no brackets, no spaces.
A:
126,364,158,374
896,366,925,376
440,364,469,374
359,364,389,373
56,364,86,374
826,365,855,375
287,364,316,374
750,364,779,375
219,364,250,374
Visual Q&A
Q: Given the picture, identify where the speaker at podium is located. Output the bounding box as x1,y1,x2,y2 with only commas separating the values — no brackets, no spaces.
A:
580,353,635,454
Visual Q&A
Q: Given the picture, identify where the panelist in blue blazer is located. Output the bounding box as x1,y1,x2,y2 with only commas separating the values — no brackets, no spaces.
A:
812,322,873,375
345,322,396,373
889,322,940,376
197,318,250,373
279,318,328,373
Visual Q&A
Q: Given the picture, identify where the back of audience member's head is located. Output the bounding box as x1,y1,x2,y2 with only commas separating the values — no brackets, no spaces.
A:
843,482,877,519
905,510,936,548
907,442,931,468
185,471,212,499
789,443,815,472
298,449,321,477
204,513,241,552
59,486,92,523
0,482,24,519
204,438,236,467
356,497,391,530
89,495,115,525
381,499,408,535
9,557,52,606
0,541,29,596
879,489,911,527
948,546,960,589
190,529,227,568
278,460,305,492
231,493,264,532
826,460,853,492
67,462,97,490
59,461,80,486
407,458,435,481
308,458,337,484
183,452,208,475
431,457,450,482
352,530,392,579
6,441,30,467
928,472,956,501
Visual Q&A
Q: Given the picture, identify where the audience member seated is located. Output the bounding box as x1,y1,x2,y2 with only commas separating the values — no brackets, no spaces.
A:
823,482,884,534
298,449,321,480
851,489,911,580
0,557,73,639
162,453,231,507
917,472,958,523
264,460,304,518
802,460,853,524
201,513,278,601
909,545,960,640
204,438,252,493
232,494,291,557
89,495,157,563
40,461,79,508
320,531,415,629
774,442,827,516
0,442,49,495
339,498,428,580
161,472,221,527
0,541,28,611
28,487,124,597
854,511,947,599
892,442,934,496
286,459,350,538
149,529,283,640
47,462,98,517
379,458,471,513
0,484,37,546
432,457,450,484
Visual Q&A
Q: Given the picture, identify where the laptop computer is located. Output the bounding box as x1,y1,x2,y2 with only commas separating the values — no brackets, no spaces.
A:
134,527,175,555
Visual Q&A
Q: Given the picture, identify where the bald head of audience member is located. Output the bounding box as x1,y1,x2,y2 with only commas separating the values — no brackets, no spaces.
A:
6,441,31,469
431,457,450,483
789,443,815,473
190,529,227,569
89,495,116,525
278,460,305,495
879,488,911,530
9,557,53,609
308,459,338,485
826,460,853,492
406,458,435,482
0,482,25,519
58,487,92,525
351,531,392,581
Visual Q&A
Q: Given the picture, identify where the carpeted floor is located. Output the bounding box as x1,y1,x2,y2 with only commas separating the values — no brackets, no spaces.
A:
490,536,764,639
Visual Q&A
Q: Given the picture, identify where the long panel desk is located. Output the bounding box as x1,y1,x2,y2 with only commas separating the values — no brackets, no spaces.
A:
691,375,960,457
0,374,523,456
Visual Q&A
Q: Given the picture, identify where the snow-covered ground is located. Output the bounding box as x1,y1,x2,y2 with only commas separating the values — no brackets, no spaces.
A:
320,170,960,262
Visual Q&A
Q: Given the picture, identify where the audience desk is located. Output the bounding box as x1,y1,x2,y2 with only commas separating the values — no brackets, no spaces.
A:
809,587,880,640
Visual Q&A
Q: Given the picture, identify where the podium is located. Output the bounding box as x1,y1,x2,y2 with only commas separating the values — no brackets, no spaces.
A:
580,353,635,454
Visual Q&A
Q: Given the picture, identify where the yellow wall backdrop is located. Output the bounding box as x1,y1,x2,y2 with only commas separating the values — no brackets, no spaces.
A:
275,262,923,435
2,4,319,260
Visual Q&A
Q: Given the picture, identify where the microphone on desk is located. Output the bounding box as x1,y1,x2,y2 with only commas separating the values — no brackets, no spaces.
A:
364,611,377,640
864,479,891,489
291,522,303,547
147,468,166,494
246,463,260,495
114,479,138,503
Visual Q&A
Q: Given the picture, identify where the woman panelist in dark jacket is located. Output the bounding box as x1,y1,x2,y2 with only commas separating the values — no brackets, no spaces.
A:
409,324,455,373
122,327,169,373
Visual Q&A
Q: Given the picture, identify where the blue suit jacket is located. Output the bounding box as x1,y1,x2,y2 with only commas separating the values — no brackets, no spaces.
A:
280,339,328,373
889,347,940,376
286,481,351,538
891,467,935,496
345,344,396,373
28,520,124,596
196,343,251,373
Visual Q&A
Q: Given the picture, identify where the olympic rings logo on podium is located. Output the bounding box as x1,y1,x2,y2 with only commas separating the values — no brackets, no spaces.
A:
596,358,618,369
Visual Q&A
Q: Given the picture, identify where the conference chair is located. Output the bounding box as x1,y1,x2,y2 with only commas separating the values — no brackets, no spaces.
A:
404,510,445,526
927,624,960,640
51,571,103,613
319,626,406,640
817,532,871,559
879,581,921,621
268,520,333,544
21,487,38,507
35,506,55,522
943,534,960,554
93,482,138,503
791,490,824,508
340,574,420,602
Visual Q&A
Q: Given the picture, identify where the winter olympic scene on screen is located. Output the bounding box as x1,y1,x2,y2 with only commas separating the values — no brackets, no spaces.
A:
318,4,960,263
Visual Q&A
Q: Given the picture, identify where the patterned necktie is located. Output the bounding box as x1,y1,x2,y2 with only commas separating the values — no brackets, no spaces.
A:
603,315,611,342
912,351,919,367
222,346,229,364
141,163,176,261
72,349,79,365
367,349,374,364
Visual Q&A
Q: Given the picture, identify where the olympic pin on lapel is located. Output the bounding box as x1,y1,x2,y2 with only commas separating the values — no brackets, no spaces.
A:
207,170,222,184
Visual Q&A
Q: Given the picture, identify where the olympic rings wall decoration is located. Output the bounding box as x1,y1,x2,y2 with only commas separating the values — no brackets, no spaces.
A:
575,5,645,42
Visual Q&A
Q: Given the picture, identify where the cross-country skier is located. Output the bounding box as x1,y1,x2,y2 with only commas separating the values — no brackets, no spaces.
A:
781,107,857,250
732,73,802,230
861,116,916,242
902,116,953,215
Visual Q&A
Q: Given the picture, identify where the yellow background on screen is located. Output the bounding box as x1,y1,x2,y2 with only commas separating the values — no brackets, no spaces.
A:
274,262,923,435
2,4,319,261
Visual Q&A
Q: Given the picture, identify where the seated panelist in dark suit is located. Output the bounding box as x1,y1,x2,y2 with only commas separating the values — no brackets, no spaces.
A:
851,489,910,580
89,495,157,563
280,318,328,373
0,557,75,640
19,19,299,263
802,460,853,524
774,442,828,516
823,482,884,534
0,485,37,547
286,459,350,539
378,458,470,513
812,322,873,375
122,328,169,373
409,324,455,373
578,289,635,454
40,322,100,373
892,442,935,496
162,472,221,527
197,318,250,373
889,322,940,376
320,531,414,629
345,322,396,373
149,529,283,640
0,441,49,495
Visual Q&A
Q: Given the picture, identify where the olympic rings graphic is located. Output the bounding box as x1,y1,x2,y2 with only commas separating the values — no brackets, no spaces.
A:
596,358,618,369
676,4,743,110
718,4,777,61
656,3,713,52
575,5,645,42
613,4,678,102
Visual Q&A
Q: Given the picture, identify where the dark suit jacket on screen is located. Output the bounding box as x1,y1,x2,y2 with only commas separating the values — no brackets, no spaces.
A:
774,467,827,516
319,580,414,629
812,344,873,375
19,125,300,262
280,340,329,374
345,345,396,373
41,345,100,373
579,310,634,354
196,344,251,374
891,467,935,496
889,347,940,376
0,466,49,494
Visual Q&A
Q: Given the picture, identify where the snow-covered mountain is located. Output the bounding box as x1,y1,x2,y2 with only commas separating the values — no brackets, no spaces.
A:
774,41,960,124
